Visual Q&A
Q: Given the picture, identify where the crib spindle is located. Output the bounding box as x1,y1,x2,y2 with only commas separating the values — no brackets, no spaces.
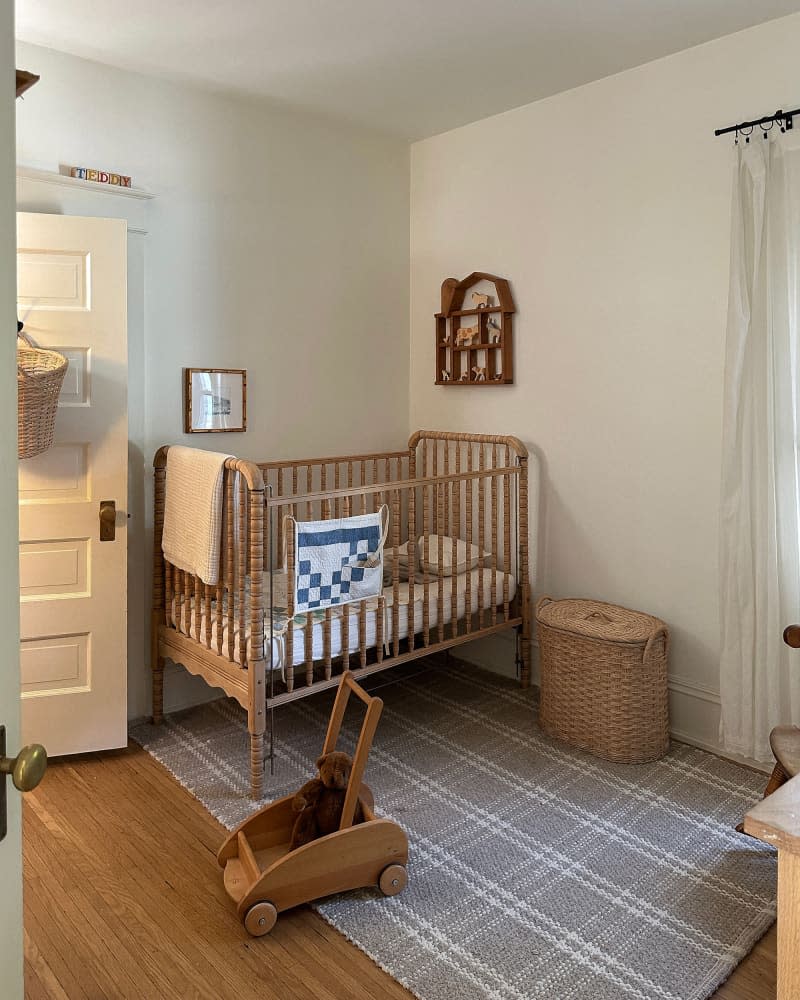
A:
450,476,458,639
358,602,367,669
216,578,224,656
305,613,314,686
323,608,332,680
391,487,401,658
341,605,350,672
194,575,203,642
503,459,511,620
491,444,498,625
225,473,235,662
465,447,473,634
165,562,173,628
478,444,486,630
422,481,431,647
238,478,247,665
436,482,445,643
174,568,183,634
286,515,295,693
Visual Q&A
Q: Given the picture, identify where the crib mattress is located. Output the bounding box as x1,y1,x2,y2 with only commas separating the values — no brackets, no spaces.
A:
169,568,516,672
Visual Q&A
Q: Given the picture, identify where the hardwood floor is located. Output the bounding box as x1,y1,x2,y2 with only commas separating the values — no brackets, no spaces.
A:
23,744,776,999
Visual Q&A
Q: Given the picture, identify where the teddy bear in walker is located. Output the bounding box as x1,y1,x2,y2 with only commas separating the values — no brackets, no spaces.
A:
289,750,365,849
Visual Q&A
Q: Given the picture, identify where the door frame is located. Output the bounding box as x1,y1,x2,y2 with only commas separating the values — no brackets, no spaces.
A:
1,8,24,997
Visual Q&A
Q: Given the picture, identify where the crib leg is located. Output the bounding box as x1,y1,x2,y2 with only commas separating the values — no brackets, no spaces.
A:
250,731,265,799
152,655,165,725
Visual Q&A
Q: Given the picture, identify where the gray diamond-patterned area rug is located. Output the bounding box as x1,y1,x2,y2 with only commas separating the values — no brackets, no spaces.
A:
130,662,776,1000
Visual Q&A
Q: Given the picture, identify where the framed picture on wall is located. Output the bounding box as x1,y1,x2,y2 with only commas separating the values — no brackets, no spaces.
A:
184,368,247,433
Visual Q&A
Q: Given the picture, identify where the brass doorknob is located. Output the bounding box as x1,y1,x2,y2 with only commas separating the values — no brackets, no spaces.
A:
0,744,47,792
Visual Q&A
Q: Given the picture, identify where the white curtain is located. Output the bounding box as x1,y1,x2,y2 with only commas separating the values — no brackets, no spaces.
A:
720,134,800,760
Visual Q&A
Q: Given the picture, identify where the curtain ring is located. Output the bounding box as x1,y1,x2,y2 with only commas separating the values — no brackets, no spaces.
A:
740,124,754,145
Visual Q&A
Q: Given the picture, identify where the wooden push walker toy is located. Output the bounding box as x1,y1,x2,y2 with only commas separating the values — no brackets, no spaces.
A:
217,671,409,936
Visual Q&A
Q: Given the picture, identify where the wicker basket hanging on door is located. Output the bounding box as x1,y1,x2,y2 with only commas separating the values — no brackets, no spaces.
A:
17,329,68,460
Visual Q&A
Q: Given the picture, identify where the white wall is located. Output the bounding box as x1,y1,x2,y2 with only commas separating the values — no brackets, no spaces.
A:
409,13,800,756
15,41,410,721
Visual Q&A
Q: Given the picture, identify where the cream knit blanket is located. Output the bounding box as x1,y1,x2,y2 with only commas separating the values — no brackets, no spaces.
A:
162,445,231,586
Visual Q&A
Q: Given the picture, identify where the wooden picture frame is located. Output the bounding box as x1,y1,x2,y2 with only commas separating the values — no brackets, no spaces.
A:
184,368,247,433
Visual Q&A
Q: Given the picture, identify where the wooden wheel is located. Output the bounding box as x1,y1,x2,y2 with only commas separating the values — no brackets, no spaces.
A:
244,901,277,937
379,864,407,897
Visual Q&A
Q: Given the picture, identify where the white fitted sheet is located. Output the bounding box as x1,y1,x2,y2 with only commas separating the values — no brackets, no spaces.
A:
169,567,516,672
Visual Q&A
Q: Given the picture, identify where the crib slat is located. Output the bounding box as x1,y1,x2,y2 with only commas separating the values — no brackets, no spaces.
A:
437,482,444,643
376,596,385,663
204,585,212,649
286,515,295,693
305,613,314,686
194,575,203,643
174,568,183,634
443,442,450,536
491,444,498,626
450,476,458,639
226,473,235,662
422,481,430,647
323,608,332,680
345,460,353,518
341,605,350,672
306,467,313,521
503,450,511,620
372,459,379,513
322,465,331,520
407,463,416,653
358,601,367,669
391,487,401,658
165,562,173,628
465,446,473,633
238,478,247,665
216,578,224,656
478,443,486,630
360,460,367,515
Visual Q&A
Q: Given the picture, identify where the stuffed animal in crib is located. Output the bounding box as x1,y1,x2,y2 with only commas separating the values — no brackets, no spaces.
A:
289,750,365,849
455,325,479,346
471,292,492,309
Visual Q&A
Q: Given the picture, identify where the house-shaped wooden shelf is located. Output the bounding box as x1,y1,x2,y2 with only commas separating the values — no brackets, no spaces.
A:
435,272,515,386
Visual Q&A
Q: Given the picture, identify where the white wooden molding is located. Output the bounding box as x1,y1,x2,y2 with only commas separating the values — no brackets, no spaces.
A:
17,165,154,201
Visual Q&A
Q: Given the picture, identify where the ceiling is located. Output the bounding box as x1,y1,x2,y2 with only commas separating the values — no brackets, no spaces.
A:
15,0,800,140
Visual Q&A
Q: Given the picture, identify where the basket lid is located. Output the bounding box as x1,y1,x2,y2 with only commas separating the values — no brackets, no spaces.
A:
536,598,665,644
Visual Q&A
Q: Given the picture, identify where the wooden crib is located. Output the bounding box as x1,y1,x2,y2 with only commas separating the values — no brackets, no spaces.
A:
151,430,531,797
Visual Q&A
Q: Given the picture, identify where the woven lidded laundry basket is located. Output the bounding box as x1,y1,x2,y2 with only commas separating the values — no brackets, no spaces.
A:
536,596,670,763
17,331,68,460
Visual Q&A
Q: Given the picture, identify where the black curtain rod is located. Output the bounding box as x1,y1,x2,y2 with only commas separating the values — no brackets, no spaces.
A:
715,107,798,137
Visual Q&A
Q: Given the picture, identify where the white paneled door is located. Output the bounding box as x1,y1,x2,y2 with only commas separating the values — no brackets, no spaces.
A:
17,212,128,755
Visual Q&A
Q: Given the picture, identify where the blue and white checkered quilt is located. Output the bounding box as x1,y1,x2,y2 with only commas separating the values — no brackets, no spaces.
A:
289,509,387,615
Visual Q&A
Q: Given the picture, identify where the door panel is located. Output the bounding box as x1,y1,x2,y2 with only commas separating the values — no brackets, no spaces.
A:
17,212,128,756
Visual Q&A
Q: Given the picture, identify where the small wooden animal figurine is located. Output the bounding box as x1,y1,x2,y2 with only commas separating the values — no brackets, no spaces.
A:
492,372,504,381
472,292,492,309
458,370,470,382
441,331,451,346
441,369,451,381
487,317,501,343
290,751,365,850
455,324,479,347
472,366,486,382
